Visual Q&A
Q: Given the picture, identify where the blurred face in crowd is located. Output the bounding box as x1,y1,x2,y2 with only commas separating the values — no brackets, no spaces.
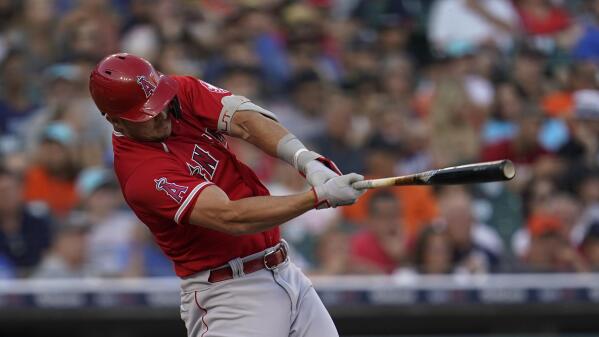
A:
0,173,22,215
420,230,453,274
579,176,599,205
293,81,324,116
38,140,73,175
85,185,121,216
109,110,172,142
527,178,556,213
516,113,543,145
366,149,397,177
316,230,351,273
25,0,54,26
367,194,402,240
439,189,473,247
54,229,88,269
548,194,581,234
221,70,260,99
526,231,570,271
514,54,543,84
495,83,522,120
324,95,353,140
527,233,561,271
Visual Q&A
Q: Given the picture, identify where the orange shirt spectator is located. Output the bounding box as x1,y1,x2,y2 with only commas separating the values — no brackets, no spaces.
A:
541,91,573,118
23,122,79,217
23,166,78,217
343,185,438,241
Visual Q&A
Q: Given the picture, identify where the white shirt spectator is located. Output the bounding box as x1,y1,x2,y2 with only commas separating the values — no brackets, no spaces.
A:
429,0,519,52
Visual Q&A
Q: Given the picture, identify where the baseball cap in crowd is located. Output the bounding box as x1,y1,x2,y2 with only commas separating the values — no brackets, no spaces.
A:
41,122,75,147
76,167,117,199
573,89,599,120
43,64,82,83
444,40,476,59
528,214,562,238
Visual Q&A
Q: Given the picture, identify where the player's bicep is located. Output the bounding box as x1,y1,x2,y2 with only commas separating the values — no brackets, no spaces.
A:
187,185,239,234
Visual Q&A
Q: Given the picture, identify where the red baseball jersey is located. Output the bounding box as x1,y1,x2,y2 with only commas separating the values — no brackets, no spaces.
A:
113,76,280,277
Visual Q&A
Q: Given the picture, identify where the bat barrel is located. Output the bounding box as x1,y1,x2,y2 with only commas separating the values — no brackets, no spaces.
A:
425,159,516,185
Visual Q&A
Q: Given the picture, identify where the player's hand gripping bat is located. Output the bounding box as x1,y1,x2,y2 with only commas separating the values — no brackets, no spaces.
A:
352,160,516,190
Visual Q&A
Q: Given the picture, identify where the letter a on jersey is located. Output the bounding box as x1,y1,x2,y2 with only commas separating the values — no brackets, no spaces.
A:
154,177,188,204
137,75,156,98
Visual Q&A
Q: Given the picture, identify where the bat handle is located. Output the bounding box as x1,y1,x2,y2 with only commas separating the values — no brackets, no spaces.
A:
352,177,401,190
352,180,371,190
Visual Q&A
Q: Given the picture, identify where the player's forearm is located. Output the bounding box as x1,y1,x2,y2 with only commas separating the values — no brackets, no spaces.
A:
189,185,316,235
230,110,290,157
221,191,315,235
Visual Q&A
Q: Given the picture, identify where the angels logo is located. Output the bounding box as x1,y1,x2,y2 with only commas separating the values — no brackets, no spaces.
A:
187,144,219,180
137,75,156,98
198,79,229,94
154,177,188,204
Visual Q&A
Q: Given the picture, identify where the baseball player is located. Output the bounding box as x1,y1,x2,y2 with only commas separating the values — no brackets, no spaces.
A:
88,53,365,337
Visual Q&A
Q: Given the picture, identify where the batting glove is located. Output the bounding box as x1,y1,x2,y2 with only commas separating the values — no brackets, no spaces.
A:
296,151,342,186
312,173,365,209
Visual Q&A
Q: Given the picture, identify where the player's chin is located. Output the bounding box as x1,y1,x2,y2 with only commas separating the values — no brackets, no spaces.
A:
142,129,171,142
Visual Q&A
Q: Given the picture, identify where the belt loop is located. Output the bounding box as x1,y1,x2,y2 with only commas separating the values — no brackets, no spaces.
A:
227,258,244,278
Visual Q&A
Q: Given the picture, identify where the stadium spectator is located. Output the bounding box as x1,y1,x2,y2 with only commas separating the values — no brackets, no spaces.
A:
312,227,354,275
482,82,523,144
571,0,599,62
428,61,481,166
520,213,588,272
515,0,571,36
580,222,599,271
437,186,504,273
558,90,599,168
32,212,91,279
0,0,597,278
342,138,438,240
510,47,546,101
350,191,409,274
22,122,79,218
512,192,583,258
310,92,365,174
481,105,550,165
0,50,39,137
271,70,327,140
428,0,519,53
412,225,454,274
76,167,139,277
0,166,53,276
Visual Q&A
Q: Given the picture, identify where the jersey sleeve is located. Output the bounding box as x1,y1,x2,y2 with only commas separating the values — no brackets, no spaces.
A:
176,76,233,132
124,158,214,225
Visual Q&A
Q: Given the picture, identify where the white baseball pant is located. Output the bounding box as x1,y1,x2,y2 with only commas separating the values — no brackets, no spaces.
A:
179,242,339,337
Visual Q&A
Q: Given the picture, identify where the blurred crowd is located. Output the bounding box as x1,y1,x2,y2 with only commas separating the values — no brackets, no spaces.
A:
1,0,599,279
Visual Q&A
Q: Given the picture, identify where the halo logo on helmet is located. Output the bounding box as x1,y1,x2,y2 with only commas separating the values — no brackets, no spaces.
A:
136,75,156,98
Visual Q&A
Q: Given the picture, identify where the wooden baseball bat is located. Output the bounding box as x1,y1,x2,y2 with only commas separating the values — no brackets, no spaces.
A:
352,160,516,190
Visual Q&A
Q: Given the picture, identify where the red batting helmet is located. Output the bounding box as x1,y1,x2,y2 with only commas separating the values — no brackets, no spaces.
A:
89,53,178,122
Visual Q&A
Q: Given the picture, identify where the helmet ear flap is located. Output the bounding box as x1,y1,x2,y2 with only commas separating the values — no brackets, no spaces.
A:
169,96,182,120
